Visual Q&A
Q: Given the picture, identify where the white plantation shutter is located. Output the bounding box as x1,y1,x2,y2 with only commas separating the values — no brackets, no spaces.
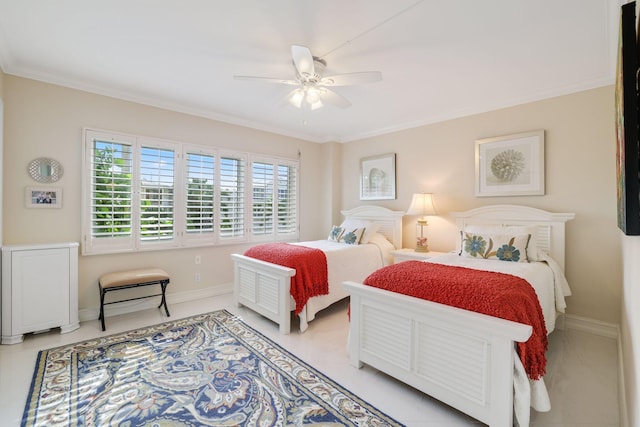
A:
138,144,176,248
83,130,135,254
252,161,274,236
184,149,215,245
277,164,297,235
219,154,246,241
250,156,299,240
83,129,298,255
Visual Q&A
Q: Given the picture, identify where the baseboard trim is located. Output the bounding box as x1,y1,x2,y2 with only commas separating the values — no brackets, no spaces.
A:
563,314,626,425
79,283,234,322
563,313,619,339
618,337,629,427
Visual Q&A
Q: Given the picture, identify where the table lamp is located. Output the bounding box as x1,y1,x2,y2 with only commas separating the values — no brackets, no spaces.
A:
406,193,437,252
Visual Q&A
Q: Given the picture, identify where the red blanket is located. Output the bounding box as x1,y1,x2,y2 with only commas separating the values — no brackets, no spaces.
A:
244,243,328,315
363,261,548,380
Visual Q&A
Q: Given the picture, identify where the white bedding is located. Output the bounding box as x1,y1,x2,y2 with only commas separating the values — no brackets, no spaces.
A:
292,239,389,331
423,252,572,426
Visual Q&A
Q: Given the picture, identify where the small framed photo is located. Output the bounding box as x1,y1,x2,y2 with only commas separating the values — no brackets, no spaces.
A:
360,153,396,200
26,187,62,208
475,130,545,197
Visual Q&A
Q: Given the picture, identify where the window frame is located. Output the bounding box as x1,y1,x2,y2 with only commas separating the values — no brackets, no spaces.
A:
182,144,217,247
82,128,299,255
248,155,299,243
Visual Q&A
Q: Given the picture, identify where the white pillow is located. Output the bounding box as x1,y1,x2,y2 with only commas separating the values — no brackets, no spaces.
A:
459,225,501,255
461,231,531,263
463,225,502,234
327,225,344,242
367,232,395,265
463,224,541,261
503,225,541,261
339,219,381,244
340,227,366,245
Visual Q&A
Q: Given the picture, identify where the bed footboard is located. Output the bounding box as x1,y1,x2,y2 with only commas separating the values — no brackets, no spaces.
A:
231,254,296,334
343,281,532,427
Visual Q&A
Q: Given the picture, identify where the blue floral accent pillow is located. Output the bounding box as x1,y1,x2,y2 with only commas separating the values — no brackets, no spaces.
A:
327,225,344,242
341,227,366,245
461,232,530,262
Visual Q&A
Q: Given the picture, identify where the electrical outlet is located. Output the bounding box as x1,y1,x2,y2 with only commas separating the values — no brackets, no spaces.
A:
195,255,201,265
195,272,201,282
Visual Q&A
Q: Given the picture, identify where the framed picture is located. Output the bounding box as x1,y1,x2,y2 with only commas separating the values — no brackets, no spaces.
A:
475,130,545,197
26,187,62,208
615,2,640,235
360,153,396,200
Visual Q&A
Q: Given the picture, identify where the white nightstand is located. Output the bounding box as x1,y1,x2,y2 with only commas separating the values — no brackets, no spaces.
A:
391,248,449,264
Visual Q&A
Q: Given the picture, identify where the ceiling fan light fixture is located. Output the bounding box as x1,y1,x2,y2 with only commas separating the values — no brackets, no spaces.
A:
289,89,304,108
288,86,323,110
306,87,320,104
236,44,381,111
309,98,323,110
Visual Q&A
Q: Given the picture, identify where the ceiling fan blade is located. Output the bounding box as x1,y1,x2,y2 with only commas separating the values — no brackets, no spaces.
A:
291,45,315,78
319,88,351,109
320,71,383,86
234,75,299,85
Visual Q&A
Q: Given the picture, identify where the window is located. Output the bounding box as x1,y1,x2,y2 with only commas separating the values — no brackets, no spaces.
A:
219,154,246,241
84,130,136,253
183,147,215,246
251,161,274,236
82,129,298,255
250,158,297,240
139,145,176,244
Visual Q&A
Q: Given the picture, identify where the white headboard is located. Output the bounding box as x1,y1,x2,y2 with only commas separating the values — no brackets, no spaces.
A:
341,206,404,249
451,205,575,270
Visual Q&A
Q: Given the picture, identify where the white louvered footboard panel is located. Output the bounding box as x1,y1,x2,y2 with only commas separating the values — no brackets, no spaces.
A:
415,322,490,405
361,304,412,370
357,301,491,409
238,268,257,302
237,266,280,317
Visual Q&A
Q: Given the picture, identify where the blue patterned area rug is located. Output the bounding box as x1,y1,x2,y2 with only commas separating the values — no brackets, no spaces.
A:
22,309,404,426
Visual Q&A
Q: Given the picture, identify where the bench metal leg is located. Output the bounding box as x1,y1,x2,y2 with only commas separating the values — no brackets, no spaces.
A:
99,285,107,332
98,279,170,331
159,280,170,317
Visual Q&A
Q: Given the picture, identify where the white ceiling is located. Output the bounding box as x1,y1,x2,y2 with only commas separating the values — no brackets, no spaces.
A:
0,0,620,143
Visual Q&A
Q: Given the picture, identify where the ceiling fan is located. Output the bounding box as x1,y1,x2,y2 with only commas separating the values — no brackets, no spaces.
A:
234,45,382,110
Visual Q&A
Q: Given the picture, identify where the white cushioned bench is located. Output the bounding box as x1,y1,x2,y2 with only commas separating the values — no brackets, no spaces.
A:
98,268,170,331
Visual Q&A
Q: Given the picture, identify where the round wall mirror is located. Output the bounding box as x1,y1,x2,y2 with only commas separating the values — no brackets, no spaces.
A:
28,157,63,183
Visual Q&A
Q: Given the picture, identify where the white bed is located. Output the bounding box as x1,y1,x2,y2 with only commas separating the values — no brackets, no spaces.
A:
231,205,404,334
343,205,574,427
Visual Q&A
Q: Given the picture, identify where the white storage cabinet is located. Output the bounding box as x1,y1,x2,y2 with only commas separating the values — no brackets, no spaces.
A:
1,242,79,344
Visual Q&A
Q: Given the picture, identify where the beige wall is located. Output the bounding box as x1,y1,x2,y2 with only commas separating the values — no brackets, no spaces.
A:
0,69,4,246
2,75,329,312
622,235,639,427
341,86,620,325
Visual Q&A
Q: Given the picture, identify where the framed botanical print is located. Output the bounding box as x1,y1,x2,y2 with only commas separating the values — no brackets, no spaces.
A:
475,130,544,197
360,153,396,200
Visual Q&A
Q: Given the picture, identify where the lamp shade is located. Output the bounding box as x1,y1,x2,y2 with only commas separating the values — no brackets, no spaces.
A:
406,193,437,217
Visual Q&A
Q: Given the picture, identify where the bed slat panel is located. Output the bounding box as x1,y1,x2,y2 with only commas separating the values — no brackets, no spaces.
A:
237,268,257,303
361,304,412,370
535,224,551,254
416,323,489,405
238,266,280,317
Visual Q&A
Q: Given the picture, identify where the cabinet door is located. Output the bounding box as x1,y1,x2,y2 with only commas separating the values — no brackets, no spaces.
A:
11,248,69,333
